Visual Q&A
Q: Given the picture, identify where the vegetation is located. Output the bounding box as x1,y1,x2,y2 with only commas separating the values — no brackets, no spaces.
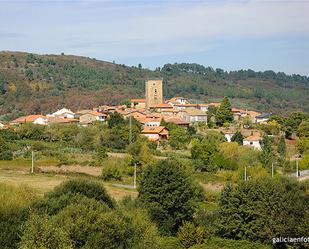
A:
1,52,309,119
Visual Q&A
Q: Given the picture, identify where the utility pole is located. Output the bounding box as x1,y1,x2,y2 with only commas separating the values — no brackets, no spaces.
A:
31,150,34,174
271,162,274,178
244,166,247,181
296,158,299,178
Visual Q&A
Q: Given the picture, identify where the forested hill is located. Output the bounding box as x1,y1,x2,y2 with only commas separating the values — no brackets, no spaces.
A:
0,51,308,119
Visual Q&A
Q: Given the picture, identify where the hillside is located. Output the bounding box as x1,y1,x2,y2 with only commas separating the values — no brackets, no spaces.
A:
0,51,308,119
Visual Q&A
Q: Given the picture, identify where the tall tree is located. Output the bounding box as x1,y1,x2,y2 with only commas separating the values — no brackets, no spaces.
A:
138,158,200,235
216,97,233,126
260,135,274,169
277,135,287,159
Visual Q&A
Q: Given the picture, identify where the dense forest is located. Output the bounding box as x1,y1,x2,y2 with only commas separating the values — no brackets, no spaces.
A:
0,51,308,120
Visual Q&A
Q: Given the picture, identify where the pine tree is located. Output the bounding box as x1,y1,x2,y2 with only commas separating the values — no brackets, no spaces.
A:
231,131,244,145
216,96,233,126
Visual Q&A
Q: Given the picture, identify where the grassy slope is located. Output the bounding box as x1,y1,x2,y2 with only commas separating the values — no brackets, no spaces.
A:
0,51,308,117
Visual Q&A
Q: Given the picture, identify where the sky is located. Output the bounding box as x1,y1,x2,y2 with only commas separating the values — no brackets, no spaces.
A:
0,0,309,75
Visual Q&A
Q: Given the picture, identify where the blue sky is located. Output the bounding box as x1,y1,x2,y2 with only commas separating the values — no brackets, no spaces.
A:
0,0,309,75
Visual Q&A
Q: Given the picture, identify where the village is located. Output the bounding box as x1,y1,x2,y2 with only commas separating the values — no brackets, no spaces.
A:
1,79,273,150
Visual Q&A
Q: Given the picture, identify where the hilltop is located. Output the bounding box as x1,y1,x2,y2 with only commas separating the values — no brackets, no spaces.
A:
0,51,308,119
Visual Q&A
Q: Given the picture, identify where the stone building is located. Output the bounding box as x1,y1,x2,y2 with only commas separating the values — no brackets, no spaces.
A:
145,79,163,109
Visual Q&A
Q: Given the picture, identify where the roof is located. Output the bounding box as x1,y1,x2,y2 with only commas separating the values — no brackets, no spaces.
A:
209,102,221,107
232,108,246,113
47,117,79,124
138,117,162,124
142,126,167,134
164,116,189,125
131,98,146,103
244,135,262,142
81,111,107,117
184,108,207,116
175,103,198,107
11,115,45,124
153,103,173,109
256,113,271,119
52,108,75,116
168,97,185,102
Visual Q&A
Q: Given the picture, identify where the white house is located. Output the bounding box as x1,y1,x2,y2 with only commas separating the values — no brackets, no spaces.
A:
33,117,49,125
243,135,262,150
224,132,235,142
255,113,271,124
167,97,188,106
50,108,75,119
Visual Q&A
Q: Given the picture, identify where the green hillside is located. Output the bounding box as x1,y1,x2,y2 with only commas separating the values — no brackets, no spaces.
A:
0,51,308,119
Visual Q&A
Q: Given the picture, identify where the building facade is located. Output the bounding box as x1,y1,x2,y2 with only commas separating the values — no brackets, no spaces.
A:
145,79,163,109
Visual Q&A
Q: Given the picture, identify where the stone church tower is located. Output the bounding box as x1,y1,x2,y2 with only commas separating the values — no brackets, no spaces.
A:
145,79,163,109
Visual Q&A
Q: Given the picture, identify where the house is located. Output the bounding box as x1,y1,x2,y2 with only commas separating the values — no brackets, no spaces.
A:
47,117,79,124
50,108,75,119
10,115,46,125
255,113,271,124
174,103,199,110
232,108,247,122
243,135,262,150
138,117,162,127
163,116,190,128
179,108,207,124
159,109,179,116
142,126,169,142
198,104,209,112
167,97,188,106
131,99,146,109
151,103,173,112
79,111,107,125
224,132,235,142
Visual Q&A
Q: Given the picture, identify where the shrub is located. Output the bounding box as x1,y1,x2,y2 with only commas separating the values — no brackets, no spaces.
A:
47,179,115,208
19,214,72,249
0,183,37,249
177,221,204,248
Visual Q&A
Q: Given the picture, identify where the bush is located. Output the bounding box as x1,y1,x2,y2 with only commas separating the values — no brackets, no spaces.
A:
47,179,115,208
177,221,204,248
0,183,37,249
101,167,122,181
19,214,72,249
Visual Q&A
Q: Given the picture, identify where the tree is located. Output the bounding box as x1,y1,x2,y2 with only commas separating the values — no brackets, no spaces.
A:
19,214,73,249
285,126,293,139
107,112,126,128
0,137,13,160
0,73,7,94
298,121,309,138
169,126,190,150
217,178,308,243
231,131,243,145
259,135,274,169
25,68,34,81
177,221,204,248
277,135,286,159
138,159,199,235
216,97,233,126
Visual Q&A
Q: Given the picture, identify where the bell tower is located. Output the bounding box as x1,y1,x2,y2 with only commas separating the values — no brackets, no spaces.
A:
145,79,163,109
